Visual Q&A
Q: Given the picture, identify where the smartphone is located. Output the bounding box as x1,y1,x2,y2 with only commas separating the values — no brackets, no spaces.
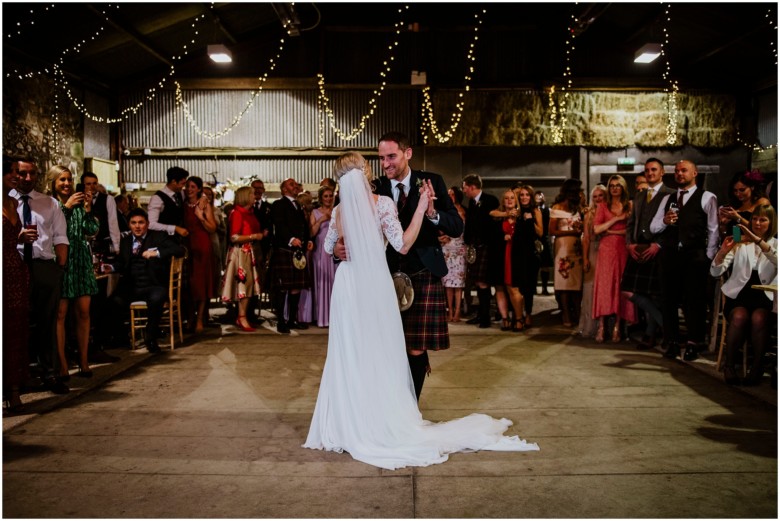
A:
76,183,84,193
732,225,742,242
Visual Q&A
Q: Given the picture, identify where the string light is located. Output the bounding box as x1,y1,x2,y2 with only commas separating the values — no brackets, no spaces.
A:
548,11,577,144
5,4,55,40
661,3,679,145
736,130,777,152
317,5,409,145
420,10,485,144
768,8,777,65
175,37,286,139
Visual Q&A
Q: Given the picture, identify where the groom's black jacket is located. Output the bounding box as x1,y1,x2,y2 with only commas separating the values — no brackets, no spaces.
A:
374,170,463,278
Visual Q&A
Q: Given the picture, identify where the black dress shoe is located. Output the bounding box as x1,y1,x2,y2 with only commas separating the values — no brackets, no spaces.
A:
43,377,70,395
682,344,699,361
146,339,161,354
289,321,309,330
276,321,291,334
663,343,680,359
465,316,481,325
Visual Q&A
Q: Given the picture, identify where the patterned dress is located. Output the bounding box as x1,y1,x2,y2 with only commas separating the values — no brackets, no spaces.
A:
60,204,99,299
441,232,466,288
551,208,583,291
221,205,261,302
3,215,29,388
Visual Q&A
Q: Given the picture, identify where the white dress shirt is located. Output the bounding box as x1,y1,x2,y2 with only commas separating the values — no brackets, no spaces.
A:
148,186,180,235
649,185,720,259
11,189,69,261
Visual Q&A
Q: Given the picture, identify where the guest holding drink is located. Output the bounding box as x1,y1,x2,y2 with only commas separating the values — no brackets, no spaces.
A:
49,166,98,379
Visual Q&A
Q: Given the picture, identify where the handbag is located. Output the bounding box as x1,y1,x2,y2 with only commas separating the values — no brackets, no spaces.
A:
392,271,414,311
466,245,477,264
534,239,544,255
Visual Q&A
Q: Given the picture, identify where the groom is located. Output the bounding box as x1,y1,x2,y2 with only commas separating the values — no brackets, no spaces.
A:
374,132,463,400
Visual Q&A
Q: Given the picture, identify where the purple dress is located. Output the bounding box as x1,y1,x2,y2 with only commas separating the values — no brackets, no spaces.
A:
312,207,337,327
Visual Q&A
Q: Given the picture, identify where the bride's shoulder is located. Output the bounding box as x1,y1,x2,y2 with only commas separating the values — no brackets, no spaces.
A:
376,195,394,209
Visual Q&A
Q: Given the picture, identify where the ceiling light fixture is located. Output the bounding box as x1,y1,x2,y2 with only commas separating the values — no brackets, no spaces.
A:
208,44,232,63
634,43,662,63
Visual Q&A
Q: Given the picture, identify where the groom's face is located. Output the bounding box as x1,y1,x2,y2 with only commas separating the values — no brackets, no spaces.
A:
378,140,412,182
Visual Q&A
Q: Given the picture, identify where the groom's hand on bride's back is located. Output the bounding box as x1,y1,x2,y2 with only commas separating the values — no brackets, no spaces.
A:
333,237,349,261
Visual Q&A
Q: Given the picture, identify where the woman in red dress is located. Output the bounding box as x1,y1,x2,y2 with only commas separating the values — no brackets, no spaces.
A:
489,189,520,331
592,175,635,342
183,176,218,334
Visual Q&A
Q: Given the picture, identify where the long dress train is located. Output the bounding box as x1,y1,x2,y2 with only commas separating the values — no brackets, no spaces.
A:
303,168,538,470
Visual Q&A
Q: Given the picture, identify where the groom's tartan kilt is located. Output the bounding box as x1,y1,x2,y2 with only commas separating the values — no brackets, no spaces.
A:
401,270,449,352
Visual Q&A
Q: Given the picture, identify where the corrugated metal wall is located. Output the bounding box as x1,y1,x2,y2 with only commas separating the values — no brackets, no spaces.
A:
758,90,778,148
121,87,417,184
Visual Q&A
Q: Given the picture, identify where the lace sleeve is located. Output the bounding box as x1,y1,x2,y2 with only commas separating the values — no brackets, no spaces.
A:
377,196,404,252
324,207,339,254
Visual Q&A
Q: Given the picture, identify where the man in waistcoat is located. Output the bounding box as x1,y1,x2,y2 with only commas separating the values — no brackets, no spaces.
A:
105,209,185,353
270,177,313,334
148,166,189,240
621,158,675,350
650,160,719,361
82,172,120,255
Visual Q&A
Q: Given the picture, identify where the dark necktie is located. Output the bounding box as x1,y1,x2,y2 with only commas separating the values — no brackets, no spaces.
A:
21,195,32,263
645,188,652,204
174,192,183,206
396,184,407,211
132,237,144,256
677,190,688,208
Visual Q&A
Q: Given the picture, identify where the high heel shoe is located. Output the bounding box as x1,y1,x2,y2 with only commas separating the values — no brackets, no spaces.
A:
512,319,524,333
235,316,256,332
595,322,605,343
500,318,512,331
611,323,621,343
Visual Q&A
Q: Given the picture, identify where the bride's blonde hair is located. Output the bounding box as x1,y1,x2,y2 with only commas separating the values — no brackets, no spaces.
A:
333,151,372,183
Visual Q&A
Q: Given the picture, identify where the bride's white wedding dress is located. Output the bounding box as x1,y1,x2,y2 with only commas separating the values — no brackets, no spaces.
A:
303,168,539,470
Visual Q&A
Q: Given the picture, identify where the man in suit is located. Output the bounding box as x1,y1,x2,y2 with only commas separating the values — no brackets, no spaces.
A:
621,158,675,350
104,208,185,353
82,171,120,255
250,179,273,324
650,159,719,361
270,177,313,334
462,173,501,329
372,131,463,400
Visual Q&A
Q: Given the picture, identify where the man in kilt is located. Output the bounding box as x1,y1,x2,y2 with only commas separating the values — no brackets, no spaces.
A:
621,158,674,350
372,132,463,400
270,177,313,334
462,174,501,329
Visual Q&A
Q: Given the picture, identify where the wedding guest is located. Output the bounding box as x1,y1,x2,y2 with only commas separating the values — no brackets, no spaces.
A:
578,184,607,338
310,186,336,327
12,158,70,394
295,191,315,325
512,184,543,329
81,171,120,255
250,179,273,324
711,204,777,385
183,176,218,334
49,166,98,379
440,186,467,322
222,186,262,332
148,166,189,239
592,175,635,343
535,191,553,296
549,178,584,327
718,170,771,239
621,158,674,350
114,194,130,236
3,157,29,410
463,173,501,329
651,160,720,361
490,189,521,331
203,185,226,275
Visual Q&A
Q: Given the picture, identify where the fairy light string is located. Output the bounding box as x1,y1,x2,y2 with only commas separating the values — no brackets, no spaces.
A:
175,37,287,139
420,9,485,144
317,5,409,145
548,11,576,144
661,3,679,146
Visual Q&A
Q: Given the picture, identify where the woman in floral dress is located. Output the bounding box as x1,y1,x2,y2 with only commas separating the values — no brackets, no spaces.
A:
440,186,467,322
49,166,98,379
549,178,584,327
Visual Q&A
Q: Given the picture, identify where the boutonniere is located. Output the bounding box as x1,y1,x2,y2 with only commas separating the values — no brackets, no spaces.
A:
476,200,482,208
415,178,424,188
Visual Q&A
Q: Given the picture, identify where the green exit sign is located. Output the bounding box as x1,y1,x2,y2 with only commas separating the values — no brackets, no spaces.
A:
617,157,636,166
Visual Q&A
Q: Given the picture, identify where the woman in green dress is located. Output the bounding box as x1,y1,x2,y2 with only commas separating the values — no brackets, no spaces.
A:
48,166,99,379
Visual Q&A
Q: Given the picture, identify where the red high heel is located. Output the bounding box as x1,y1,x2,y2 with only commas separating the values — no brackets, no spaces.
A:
235,316,256,332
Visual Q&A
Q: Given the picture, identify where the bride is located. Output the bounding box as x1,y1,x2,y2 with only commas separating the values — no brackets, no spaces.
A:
303,152,539,470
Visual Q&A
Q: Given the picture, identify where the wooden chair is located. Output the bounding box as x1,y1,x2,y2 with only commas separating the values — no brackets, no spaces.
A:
715,290,749,378
129,255,186,350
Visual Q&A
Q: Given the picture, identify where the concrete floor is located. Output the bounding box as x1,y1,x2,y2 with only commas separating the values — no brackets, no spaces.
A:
3,297,777,518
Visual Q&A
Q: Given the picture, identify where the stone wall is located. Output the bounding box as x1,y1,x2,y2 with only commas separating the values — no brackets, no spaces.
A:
424,90,738,149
